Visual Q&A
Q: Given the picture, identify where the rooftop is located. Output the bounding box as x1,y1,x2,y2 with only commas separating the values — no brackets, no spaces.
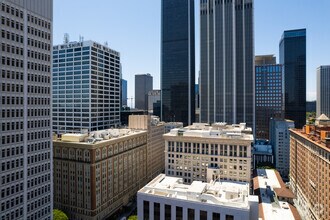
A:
253,169,299,220
164,122,253,141
139,174,255,209
53,128,146,146
290,115,330,152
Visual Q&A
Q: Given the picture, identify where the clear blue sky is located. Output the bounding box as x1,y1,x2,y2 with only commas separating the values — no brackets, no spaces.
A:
54,0,330,104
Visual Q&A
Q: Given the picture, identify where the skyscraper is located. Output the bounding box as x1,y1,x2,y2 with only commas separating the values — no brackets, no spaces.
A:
200,0,254,129
317,66,330,117
0,0,53,219
52,40,121,134
255,55,283,139
135,73,152,110
161,0,195,126
121,79,127,107
279,29,306,129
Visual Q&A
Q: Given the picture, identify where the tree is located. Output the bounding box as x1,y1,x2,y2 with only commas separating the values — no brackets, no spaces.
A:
53,209,68,220
128,215,138,220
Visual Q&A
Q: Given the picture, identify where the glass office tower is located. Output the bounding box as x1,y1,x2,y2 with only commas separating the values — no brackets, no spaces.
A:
255,55,284,139
279,29,306,129
200,0,254,129
161,0,195,126
52,41,121,134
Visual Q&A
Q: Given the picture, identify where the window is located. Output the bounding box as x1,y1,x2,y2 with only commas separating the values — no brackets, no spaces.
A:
143,201,149,220
213,213,221,220
154,203,160,220
188,209,195,219
164,204,171,220
176,206,183,220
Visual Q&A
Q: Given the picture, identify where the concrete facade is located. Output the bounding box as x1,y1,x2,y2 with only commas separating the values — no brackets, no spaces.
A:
0,0,53,219
138,174,259,220
164,123,253,183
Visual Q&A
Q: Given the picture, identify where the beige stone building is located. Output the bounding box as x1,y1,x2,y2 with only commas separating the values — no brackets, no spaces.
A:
53,129,149,220
164,122,253,183
128,115,165,180
290,114,330,220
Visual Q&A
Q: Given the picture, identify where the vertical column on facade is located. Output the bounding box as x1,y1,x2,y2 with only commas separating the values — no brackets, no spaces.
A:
149,201,154,220
171,205,176,220
160,203,165,220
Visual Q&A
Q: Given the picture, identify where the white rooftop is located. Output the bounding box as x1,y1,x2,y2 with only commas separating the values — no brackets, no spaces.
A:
164,122,253,141
139,174,253,209
256,169,296,220
54,128,146,144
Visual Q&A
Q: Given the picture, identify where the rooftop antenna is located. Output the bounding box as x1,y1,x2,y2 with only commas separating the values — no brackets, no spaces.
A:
104,41,108,46
63,33,69,44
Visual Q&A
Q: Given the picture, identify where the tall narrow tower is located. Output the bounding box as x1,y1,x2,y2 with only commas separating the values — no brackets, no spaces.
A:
279,29,306,129
200,0,254,129
0,0,53,219
161,0,195,126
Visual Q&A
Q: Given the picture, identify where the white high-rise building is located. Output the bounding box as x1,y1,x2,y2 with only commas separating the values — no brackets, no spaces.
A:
269,118,294,179
52,40,121,134
0,0,53,219
317,65,330,117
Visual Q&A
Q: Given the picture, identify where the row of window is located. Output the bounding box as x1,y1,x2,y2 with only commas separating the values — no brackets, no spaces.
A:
2,109,23,118
1,29,23,43
1,70,23,80
28,61,51,73
28,141,50,153
0,130,50,145
27,37,51,51
28,50,51,62
1,83,23,93
1,183,23,199
27,174,51,189
1,169,23,185
1,56,23,68
1,146,23,158
28,26,51,41
27,195,51,216
1,158,23,172
1,3,23,19
143,201,235,220
27,161,50,176
27,13,51,30
1,43,23,55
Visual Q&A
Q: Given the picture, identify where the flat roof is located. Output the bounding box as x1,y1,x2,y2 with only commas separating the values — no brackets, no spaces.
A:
53,129,146,146
164,128,253,141
139,174,255,209
290,129,330,153
254,169,299,220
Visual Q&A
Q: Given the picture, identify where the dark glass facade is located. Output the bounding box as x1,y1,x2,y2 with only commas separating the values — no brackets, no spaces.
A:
161,0,195,126
279,29,306,129
255,63,283,139
200,0,254,129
